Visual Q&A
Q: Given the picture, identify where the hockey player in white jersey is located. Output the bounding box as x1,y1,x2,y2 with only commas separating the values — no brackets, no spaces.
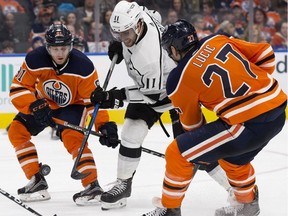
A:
90,1,232,210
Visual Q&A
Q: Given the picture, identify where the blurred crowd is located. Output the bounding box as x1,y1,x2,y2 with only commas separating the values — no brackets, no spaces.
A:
0,0,287,54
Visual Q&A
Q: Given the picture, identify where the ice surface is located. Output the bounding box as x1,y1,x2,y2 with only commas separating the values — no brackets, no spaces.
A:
0,122,287,216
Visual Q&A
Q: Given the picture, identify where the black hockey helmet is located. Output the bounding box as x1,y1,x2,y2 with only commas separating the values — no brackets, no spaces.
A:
161,19,198,56
45,24,72,46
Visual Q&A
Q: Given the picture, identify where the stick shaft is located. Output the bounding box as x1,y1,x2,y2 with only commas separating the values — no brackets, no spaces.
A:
54,117,165,159
71,54,118,179
0,188,43,216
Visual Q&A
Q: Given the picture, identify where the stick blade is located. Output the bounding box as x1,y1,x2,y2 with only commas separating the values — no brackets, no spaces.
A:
71,170,91,180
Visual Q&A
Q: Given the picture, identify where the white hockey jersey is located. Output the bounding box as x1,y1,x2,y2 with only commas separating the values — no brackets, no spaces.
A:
122,9,176,113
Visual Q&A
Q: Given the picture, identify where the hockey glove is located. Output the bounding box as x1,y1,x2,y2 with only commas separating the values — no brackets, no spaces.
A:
108,41,123,64
169,109,185,137
90,87,126,109
99,122,119,148
29,99,56,128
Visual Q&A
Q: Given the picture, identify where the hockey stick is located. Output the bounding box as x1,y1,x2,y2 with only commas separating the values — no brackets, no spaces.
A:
53,117,165,159
70,54,118,180
0,187,57,216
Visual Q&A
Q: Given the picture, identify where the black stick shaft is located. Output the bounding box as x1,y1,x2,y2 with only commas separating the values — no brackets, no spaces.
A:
70,54,118,179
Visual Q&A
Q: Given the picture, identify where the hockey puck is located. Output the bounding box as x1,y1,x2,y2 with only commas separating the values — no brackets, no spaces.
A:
40,164,51,176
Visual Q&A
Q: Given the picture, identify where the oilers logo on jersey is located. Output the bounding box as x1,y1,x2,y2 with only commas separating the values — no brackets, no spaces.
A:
43,80,71,107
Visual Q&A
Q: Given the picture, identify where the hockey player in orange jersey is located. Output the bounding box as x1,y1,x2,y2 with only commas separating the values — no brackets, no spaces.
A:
143,20,287,216
8,24,119,205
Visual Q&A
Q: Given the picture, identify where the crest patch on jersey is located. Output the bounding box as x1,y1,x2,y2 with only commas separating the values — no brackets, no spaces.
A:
43,80,72,107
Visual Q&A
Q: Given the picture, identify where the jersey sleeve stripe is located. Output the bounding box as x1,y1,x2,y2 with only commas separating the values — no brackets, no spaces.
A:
10,90,32,100
222,84,282,119
255,53,275,66
255,46,273,62
217,80,277,116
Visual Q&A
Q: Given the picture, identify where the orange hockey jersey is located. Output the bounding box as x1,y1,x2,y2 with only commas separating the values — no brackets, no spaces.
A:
166,33,287,130
9,46,109,129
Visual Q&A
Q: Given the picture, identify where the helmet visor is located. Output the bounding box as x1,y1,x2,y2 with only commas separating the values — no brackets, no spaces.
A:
110,27,137,42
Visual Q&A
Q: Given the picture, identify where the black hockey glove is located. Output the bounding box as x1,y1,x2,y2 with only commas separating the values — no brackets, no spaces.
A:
108,41,123,64
99,122,119,148
29,99,56,128
169,109,185,137
90,87,126,109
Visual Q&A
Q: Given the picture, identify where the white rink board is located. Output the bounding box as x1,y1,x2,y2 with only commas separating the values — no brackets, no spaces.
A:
0,51,287,113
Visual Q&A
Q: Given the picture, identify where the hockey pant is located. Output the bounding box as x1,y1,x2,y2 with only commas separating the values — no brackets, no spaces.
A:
162,103,286,208
169,108,229,190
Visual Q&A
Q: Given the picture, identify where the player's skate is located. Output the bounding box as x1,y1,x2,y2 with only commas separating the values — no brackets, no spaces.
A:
73,181,103,206
18,172,50,202
215,186,260,216
101,177,132,210
142,197,181,216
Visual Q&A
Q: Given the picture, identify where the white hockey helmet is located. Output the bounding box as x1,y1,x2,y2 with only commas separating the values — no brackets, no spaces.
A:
110,1,142,34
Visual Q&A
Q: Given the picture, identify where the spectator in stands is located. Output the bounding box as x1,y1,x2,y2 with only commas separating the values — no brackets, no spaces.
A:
99,0,116,23
56,0,82,8
271,21,288,50
242,23,266,43
65,24,76,35
190,14,212,40
170,0,189,20
0,12,21,43
201,0,219,32
0,0,25,15
253,7,274,42
240,0,257,13
0,40,14,53
30,7,54,40
42,0,58,19
64,11,84,38
26,35,45,52
75,0,95,41
87,21,109,53
163,8,178,26
216,20,238,37
30,0,43,18
57,3,75,18
72,35,89,52
101,9,113,42
230,1,247,38
256,0,281,28
213,0,233,10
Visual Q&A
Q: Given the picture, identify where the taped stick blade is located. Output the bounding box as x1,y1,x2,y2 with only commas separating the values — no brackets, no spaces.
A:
71,170,91,180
